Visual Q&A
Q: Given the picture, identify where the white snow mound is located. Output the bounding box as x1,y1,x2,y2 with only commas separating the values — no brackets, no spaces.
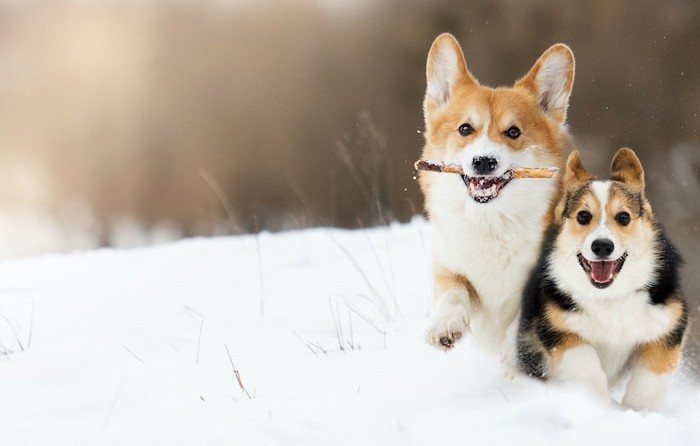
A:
0,218,698,445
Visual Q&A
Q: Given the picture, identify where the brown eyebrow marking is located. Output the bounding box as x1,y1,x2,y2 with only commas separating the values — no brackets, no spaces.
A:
609,182,644,217
562,183,592,218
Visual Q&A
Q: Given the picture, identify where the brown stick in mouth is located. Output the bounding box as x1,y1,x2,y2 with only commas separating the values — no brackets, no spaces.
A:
414,159,559,179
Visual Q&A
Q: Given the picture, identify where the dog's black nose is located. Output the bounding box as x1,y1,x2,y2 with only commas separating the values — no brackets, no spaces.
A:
472,156,498,175
591,239,615,258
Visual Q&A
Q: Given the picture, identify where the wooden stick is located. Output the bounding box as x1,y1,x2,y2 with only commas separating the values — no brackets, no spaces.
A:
414,159,558,179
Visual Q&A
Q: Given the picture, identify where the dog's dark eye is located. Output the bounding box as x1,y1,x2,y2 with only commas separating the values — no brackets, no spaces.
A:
504,126,521,139
616,212,631,226
576,210,592,225
458,123,474,136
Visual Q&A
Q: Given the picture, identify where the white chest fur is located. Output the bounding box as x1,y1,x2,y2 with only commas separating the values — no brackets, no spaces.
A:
562,291,676,380
429,175,555,347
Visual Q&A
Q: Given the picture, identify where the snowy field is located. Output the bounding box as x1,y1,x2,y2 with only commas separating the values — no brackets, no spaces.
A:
0,219,699,445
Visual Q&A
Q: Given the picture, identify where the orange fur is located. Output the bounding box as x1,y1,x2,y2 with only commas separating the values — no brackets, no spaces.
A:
563,150,595,186
550,334,585,369
611,147,645,193
420,34,576,353
637,343,682,374
634,299,685,374
419,36,573,219
433,266,481,309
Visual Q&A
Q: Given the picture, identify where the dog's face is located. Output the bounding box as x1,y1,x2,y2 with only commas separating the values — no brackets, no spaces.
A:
549,149,657,298
420,34,574,214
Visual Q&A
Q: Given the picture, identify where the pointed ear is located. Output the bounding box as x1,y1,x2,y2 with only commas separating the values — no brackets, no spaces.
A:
611,147,645,192
564,150,593,185
515,44,575,124
424,33,478,112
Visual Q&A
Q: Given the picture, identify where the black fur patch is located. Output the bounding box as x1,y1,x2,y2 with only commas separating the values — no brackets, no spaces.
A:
517,225,579,378
645,224,683,306
517,343,547,379
520,226,578,321
541,276,578,312
520,227,556,322
534,319,565,351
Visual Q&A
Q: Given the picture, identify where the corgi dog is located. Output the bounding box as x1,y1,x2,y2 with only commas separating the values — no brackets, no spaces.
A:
517,148,688,410
419,33,575,355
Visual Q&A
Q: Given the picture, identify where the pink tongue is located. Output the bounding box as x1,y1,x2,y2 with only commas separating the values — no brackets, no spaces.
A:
590,261,615,283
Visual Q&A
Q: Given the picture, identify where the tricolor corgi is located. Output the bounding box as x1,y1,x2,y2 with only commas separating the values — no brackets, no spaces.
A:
419,33,575,355
517,148,688,410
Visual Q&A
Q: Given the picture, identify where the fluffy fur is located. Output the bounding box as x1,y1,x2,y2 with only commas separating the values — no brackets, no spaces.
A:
517,148,688,410
419,33,575,355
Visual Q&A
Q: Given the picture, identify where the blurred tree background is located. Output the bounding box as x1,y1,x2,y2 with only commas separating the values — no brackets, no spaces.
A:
0,0,698,287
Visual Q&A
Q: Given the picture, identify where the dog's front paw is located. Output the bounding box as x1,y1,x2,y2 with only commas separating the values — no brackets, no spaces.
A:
424,312,469,351
500,321,520,379
500,351,518,380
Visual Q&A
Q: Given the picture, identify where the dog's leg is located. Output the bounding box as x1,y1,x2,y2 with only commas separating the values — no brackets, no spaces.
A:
622,367,672,411
622,342,681,411
424,268,475,351
500,317,520,379
552,343,609,401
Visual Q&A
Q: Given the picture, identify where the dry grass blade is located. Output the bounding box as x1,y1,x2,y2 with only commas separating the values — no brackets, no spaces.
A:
196,319,204,364
358,222,400,317
329,297,345,352
0,311,24,352
343,303,387,337
122,345,145,364
224,344,253,399
27,299,34,349
328,234,392,321
293,331,319,355
199,169,242,233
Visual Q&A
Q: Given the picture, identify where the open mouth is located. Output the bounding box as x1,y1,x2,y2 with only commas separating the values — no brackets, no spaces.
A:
577,252,628,289
461,171,513,203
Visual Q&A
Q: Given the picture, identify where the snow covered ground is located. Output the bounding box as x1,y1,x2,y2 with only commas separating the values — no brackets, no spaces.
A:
0,219,698,445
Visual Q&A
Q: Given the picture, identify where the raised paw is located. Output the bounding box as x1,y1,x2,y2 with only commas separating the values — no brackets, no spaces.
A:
439,332,462,348
424,312,469,351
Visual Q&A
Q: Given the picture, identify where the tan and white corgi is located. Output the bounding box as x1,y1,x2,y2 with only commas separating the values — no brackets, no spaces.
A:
419,33,575,355
517,148,688,410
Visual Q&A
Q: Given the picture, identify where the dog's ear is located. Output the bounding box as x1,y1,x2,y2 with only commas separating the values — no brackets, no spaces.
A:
611,147,645,192
424,33,478,113
563,150,593,185
515,44,575,124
